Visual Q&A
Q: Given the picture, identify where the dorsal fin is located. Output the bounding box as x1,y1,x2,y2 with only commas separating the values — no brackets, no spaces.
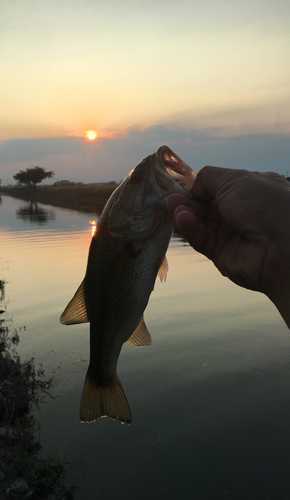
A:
60,279,89,325
157,255,169,282
126,317,153,346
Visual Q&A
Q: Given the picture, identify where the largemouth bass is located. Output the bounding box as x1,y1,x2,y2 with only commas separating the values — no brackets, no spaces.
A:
60,145,196,424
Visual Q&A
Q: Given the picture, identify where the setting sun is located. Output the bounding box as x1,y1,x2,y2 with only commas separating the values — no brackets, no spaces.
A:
86,130,98,141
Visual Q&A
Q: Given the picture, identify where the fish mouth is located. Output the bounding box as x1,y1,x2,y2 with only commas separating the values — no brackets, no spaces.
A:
159,146,196,192
154,145,197,200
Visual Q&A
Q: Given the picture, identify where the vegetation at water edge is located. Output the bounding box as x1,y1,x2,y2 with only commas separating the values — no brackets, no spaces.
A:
0,279,76,499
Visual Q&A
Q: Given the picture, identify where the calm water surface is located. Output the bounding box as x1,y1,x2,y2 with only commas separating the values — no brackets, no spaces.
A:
1,194,290,499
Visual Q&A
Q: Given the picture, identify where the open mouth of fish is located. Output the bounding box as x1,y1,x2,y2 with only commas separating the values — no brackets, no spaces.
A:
139,144,201,208
157,145,197,194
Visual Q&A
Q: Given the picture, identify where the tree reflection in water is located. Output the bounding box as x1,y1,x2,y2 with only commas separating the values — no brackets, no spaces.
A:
16,201,55,225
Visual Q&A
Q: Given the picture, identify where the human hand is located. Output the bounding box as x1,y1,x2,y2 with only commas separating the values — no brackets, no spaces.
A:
167,166,290,327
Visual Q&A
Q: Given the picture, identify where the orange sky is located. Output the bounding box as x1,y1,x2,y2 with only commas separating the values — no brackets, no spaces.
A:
1,1,290,185
2,0,290,141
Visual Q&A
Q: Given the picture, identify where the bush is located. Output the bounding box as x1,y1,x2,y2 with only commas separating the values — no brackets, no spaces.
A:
0,279,76,499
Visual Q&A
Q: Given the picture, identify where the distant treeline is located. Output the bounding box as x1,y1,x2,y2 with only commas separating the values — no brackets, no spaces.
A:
0,184,119,213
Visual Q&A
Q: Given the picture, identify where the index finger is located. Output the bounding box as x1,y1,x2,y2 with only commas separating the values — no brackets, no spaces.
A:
192,166,237,201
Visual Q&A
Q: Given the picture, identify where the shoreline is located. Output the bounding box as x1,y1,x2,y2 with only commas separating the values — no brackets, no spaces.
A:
0,281,75,499
0,184,119,214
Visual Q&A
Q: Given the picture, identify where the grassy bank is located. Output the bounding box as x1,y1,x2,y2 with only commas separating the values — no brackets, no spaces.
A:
0,279,76,499
0,184,119,213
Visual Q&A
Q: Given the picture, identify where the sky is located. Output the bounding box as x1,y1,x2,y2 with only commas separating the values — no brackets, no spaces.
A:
1,0,290,184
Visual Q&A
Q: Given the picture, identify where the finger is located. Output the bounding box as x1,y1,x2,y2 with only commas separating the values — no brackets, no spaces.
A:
166,193,190,216
174,209,216,259
192,166,235,201
173,204,194,219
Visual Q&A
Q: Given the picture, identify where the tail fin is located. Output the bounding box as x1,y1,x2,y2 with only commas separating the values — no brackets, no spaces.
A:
79,372,132,424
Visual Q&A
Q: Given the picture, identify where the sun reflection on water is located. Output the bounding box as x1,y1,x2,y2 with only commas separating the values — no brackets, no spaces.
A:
89,220,97,237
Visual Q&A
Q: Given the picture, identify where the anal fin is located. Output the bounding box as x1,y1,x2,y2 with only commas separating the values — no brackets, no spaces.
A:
126,316,153,346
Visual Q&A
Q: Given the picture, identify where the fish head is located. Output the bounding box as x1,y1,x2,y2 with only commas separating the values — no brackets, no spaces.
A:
108,145,197,240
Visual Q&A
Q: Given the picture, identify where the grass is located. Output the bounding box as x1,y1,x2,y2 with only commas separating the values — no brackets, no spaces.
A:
0,279,76,499
0,184,119,213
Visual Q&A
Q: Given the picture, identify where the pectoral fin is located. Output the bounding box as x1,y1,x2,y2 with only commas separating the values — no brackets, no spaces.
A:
158,255,168,282
60,279,89,325
126,317,153,346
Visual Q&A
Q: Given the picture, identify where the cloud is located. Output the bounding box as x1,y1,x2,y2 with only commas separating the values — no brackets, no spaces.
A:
1,124,290,185
0,137,84,163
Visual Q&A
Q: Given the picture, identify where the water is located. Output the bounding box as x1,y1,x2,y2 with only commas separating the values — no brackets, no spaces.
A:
1,194,290,499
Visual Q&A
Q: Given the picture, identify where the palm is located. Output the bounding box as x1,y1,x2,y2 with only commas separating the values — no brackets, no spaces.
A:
167,167,290,328
209,223,268,292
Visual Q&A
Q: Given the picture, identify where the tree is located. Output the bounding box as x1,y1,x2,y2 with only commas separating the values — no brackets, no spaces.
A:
13,166,54,191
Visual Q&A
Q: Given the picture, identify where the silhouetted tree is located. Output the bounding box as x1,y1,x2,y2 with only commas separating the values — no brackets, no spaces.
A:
13,166,54,192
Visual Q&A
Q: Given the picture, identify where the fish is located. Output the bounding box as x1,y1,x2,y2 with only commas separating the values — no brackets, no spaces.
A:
60,145,197,424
